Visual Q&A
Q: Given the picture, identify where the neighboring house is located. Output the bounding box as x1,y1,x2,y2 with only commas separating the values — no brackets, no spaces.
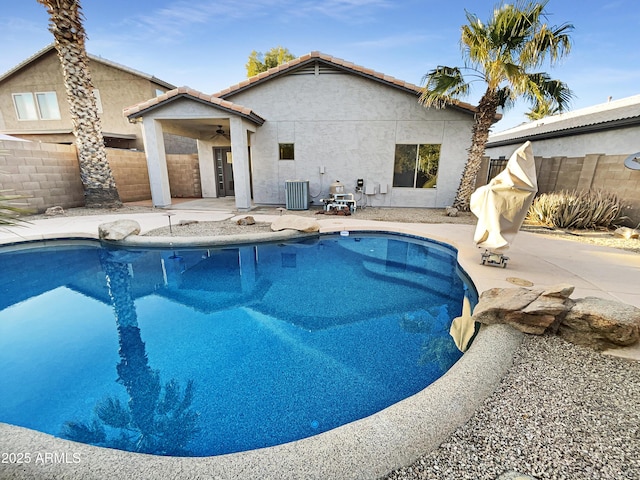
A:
486,94,640,159
484,95,640,225
0,44,177,151
124,52,478,210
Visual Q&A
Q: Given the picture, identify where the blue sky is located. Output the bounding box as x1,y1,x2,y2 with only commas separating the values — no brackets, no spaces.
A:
1,0,638,131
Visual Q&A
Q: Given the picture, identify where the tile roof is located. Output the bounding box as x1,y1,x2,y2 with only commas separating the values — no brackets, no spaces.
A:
214,51,478,115
123,86,265,125
0,44,176,90
488,94,640,147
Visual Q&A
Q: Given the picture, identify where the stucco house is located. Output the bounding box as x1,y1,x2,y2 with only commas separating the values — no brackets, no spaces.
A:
0,44,176,151
124,52,478,211
484,95,640,225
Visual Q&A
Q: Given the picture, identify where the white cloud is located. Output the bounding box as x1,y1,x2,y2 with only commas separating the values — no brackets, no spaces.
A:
119,0,392,42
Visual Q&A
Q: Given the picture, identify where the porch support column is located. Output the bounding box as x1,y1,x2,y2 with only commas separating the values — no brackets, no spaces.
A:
140,118,171,207
196,139,217,198
230,117,252,210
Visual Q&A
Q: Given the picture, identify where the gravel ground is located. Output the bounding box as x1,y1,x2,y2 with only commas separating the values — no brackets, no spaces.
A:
384,335,640,480
22,204,640,480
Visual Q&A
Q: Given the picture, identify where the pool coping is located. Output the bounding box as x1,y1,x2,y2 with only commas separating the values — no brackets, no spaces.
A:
0,227,524,479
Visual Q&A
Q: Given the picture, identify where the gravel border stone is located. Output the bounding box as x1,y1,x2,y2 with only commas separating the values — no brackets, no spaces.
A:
384,334,640,480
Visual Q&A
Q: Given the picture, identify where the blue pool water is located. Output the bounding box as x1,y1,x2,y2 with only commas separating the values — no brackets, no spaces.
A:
0,233,476,457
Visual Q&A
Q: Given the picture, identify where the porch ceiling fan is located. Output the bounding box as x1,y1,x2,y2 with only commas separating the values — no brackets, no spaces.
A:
209,125,230,141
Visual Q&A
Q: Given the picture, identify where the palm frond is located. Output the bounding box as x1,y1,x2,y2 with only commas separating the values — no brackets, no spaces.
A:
419,66,470,108
496,86,516,111
489,2,543,51
461,12,491,65
522,22,573,66
523,72,573,114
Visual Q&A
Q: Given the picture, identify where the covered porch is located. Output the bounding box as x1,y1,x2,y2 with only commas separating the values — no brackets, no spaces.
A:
124,87,265,211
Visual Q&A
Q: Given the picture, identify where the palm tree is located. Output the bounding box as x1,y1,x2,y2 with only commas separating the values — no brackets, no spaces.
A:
420,1,573,211
37,0,121,208
62,252,199,455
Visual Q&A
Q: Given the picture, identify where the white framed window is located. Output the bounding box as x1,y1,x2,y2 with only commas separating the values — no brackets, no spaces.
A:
13,92,61,120
12,93,38,120
35,92,61,120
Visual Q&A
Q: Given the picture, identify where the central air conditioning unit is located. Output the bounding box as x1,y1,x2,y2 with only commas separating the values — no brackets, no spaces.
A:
285,180,310,210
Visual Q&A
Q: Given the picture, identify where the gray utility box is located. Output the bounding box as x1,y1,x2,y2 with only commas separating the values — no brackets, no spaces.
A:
285,180,310,210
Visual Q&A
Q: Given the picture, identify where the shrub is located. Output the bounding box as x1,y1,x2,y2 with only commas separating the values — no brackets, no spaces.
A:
0,166,31,227
526,189,628,229
0,190,30,227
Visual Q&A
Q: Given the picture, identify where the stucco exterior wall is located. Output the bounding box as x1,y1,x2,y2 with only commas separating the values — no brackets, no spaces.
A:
0,53,70,134
485,124,640,159
0,49,172,151
227,72,474,208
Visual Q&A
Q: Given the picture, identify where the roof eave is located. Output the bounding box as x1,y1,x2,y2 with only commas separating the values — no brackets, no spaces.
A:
0,44,56,83
216,54,479,116
486,116,640,148
87,54,176,90
0,43,176,90
125,93,265,126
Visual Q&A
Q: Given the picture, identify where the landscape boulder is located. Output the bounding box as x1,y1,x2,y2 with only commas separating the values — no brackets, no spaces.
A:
472,284,640,350
559,297,640,350
237,216,256,226
614,227,639,240
271,215,320,233
98,219,141,241
45,206,65,216
472,284,573,334
445,206,459,217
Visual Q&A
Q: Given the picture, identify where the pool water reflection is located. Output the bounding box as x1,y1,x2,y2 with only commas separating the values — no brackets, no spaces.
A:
0,233,475,456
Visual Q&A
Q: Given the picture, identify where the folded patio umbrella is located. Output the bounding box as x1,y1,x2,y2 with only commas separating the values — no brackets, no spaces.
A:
470,141,537,252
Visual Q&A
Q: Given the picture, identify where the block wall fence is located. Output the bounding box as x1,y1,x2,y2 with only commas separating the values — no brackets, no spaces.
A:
1,138,638,226
477,154,640,226
0,140,200,213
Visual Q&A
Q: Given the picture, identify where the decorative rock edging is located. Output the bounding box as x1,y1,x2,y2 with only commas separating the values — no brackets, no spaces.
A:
98,215,322,247
270,214,321,232
473,284,640,351
108,229,318,248
98,219,141,241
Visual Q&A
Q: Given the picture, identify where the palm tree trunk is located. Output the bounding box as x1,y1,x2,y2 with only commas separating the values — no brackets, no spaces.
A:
452,89,500,211
38,0,121,208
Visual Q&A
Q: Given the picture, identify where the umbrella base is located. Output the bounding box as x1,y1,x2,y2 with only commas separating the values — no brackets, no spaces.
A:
480,250,509,268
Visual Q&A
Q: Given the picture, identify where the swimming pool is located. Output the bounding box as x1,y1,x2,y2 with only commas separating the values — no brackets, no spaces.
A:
0,232,476,457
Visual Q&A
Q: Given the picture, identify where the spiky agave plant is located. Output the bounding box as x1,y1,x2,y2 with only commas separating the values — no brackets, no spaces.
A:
0,191,30,226
527,189,627,229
